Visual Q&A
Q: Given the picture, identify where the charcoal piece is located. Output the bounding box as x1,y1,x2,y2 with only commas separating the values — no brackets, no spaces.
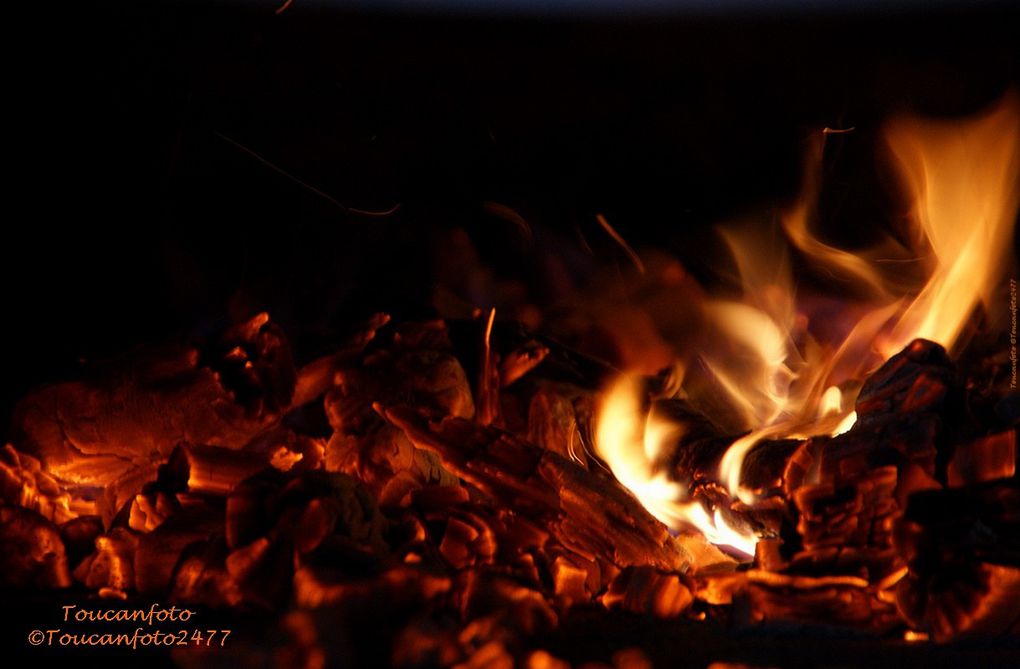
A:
60,514,104,566
549,554,592,608
458,569,559,636
225,533,296,607
226,470,389,555
0,443,75,523
221,470,394,606
171,536,243,607
226,469,288,549
600,566,695,618
161,443,271,496
290,312,391,408
437,508,499,570
293,561,451,611
895,480,1020,641
500,340,551,387
13,314,295,495
207,311,297,413
73,526,138,593
383,408,696,575
744,569,901,631
0,505,71,588
947,431,1016,487
134,507,223,595
527,382,594,467
244,425,326,472
323,320,468,501
856,339,957,419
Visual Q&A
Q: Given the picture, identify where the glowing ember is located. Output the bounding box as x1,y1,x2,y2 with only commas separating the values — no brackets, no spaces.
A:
595,375,758,557
595,93,1020,555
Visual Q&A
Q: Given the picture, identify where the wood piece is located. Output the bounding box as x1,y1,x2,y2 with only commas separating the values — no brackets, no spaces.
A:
500,340,551,387
600,566,695,618
290,313,391,407
73,526,138,593
163,443,270,496
60,514,103,567
744,568,902,631
134,507,223,595
323,320,468,501
895,479,1020,641
171,536,243,607
294,562,451,610
527,382,593,467
383,407,694,575
0,505,71,588
947,431,1016,487
12,313,294,495
0,443,75,523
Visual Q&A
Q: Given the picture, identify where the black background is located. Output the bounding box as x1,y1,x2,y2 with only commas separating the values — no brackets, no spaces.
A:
3,0,1019,433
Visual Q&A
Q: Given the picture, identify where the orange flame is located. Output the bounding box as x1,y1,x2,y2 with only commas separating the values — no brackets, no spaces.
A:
594,93,1020,555
882,97,1020,357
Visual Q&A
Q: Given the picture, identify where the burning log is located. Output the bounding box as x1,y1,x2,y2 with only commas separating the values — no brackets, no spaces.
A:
691,340,1002,632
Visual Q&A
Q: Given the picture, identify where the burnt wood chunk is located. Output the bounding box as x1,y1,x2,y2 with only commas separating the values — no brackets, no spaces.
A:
162,443,271,496
600,566,695,618
0,505,71,588
74,526,138,593
323,320,467,503
895,480,1020,641
12,313,295,496
0,443,75,523
383,407,695,575
947,431,1016,487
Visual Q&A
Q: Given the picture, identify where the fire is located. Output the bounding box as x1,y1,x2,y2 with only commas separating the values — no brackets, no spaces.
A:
595,375,758,557
882,97,1020,357
595,93,1020,555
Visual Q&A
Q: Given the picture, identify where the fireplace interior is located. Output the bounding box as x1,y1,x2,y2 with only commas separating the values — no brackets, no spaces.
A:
4,2,1020,668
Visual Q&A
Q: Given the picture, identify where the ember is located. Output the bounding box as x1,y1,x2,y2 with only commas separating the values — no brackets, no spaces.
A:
5,6,1020,668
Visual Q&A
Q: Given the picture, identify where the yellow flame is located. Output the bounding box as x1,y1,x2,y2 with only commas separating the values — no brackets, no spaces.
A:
716,93,1020,494
595,375,758,557
594,93,1020,556
882,95,1020,357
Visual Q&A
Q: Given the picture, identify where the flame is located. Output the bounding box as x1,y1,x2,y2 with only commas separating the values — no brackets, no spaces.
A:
595,375,758,557
594,93,1020,556
882,97,1020,357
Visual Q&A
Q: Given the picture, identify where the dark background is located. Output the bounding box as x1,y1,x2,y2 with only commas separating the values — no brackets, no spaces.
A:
3,0,1019,432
